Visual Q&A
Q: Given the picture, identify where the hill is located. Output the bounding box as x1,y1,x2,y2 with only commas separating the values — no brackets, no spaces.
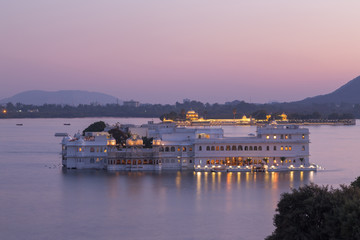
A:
298,76,360,104
0,90,121,106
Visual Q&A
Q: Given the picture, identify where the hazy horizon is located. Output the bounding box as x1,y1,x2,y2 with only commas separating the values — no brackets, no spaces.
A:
1,1,360,104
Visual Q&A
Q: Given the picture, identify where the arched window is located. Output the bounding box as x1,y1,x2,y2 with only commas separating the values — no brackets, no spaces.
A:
165,147,169,152
238,145,243,151
249,146,253,151
226,145,231,151
170,146,175,152
232,145,236,151
259,146,262,151
244,146,248,151
254,146,257,151
183,147,187,152
138,160,142,165
199,146,202,151
211,146,215,151
206,146,210,151
160,147,164,152
266,146,269,151
220,146,224,151
216,146,219,151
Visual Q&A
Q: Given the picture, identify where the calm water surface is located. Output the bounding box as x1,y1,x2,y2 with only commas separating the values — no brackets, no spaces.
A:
0,118,359,240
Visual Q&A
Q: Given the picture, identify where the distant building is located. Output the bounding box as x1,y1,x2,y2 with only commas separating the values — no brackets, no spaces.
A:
123,100,140,107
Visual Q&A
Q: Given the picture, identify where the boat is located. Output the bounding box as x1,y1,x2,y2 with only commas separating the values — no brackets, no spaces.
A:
16,124,23,126
64,123,71,126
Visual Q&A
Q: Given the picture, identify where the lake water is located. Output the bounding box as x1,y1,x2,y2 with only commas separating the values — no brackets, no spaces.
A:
0,118,359,240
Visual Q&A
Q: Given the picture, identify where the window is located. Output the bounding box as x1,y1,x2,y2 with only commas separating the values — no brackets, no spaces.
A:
189,147,193,151
285,146,288,151
178,147,181,152
273,135,277,139
199,146,202,151
266,146,269,151
216,146,219,151
220,146,224,151
244,146,248,151
289,146,292,151
280,146,284,151
78,147,82,152
281,134,284,139
302,134,305,139
302,146,305,151
160,147,164,152
211,146,215,151
183,147,187,152
274,146,277,151
165,147,169,152
238,145,243,151
249,146,253,151
138,160,142,165
171,147,175,152
183,159,187,163
259,146,262,151
232,145,236,151
266,135,270,139
285,135,288,139
254,146,258,151
226,145,230,151
90,147,95,152
215,160,219,164
206,146,210,151
189,160,192,163
90,158,94,163
206,160,210,164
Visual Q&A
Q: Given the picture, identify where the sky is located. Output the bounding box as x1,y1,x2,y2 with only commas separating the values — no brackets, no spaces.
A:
1,0,360,104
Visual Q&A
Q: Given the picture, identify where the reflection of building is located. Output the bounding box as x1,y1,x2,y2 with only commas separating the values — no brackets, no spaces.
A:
61,122,314,172
123,100,140,107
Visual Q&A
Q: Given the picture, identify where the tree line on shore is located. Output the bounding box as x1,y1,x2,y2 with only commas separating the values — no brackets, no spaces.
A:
0,100,358,119
267,177,360,239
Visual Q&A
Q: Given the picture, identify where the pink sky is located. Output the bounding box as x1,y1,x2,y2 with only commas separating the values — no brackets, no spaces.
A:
1,1,360,104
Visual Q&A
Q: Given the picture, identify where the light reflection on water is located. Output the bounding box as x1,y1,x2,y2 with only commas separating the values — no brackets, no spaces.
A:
1,118,360,240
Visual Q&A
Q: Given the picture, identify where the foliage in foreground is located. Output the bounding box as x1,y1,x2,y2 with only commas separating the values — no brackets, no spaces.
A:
266,177,360,240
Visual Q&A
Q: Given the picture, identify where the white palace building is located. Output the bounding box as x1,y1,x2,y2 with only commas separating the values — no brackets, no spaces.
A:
61,122,316,172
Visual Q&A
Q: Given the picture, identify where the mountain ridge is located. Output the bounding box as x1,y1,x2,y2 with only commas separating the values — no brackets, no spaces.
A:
0,90,122,106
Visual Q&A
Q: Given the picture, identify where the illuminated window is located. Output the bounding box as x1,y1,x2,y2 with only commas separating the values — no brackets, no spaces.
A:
183,147,187,152
78,147,82,152
206,160,210,164
189,147,192,151
285,135,288,139
183,159,187,163
289,146,292,151
273,135,277,139
302,146,305,151
220,146,224,151
302,134,305,139
215,160,219,164
280,146,284,151
178,147,181,152
266,135,270,139
226,145,230,151
104,148,107,153
285,146,288,151
216,146,219,151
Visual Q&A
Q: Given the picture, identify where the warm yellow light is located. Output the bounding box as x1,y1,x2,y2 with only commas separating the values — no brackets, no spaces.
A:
2,109,7,114
273,135,277,139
